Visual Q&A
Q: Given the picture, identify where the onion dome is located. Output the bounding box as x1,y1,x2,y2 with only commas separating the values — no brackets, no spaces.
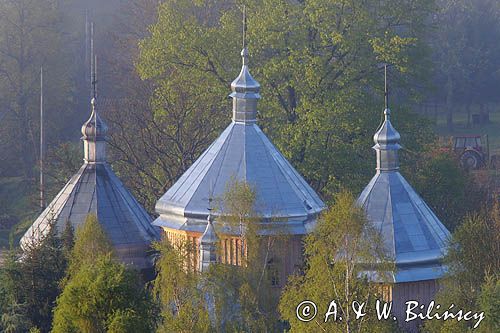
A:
373,108,401,148
81,98,108,140
373,108,402,171
200,213,218,244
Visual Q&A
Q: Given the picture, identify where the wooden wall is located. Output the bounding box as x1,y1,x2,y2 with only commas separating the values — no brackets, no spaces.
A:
391,279,439,333
160,226,304,287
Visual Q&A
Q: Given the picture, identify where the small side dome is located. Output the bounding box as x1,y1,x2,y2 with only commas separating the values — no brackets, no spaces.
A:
373,108,401,148
81,98,108,140
200,214,218,244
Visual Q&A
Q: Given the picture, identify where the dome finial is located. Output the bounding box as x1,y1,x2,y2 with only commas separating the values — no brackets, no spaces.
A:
81,36,108,163
242,5,247,49
230,5,261,124
199,192,218,272
373,64,401,171
241,5,249,66
384,63,389,113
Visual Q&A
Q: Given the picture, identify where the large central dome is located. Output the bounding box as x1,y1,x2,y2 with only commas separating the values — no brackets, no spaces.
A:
154,48,325,235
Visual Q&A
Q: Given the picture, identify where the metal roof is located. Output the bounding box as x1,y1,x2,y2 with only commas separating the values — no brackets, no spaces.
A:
21,100,160,270
154,48,325,235
357,108,450,283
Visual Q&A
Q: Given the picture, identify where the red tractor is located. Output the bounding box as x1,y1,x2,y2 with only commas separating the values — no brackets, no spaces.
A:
452,135,498,170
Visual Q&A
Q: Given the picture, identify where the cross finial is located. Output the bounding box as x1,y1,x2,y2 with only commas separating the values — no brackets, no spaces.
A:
243,5,247,50
92,55,97,101
384,64,389,111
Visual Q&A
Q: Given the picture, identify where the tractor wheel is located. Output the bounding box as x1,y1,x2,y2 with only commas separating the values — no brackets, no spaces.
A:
460,151,482,170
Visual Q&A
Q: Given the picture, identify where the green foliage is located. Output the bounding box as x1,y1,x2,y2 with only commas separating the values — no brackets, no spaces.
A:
424,204,500,332
67,214,113,276
0,224,67,333
205,179,282,332
152,238,211,332
61,220,74,261
51,254,155,333
0,251,31,333
279,191,395,332
477,275,500,332
134,0,435,208
407,149,485,230
152,179,283,331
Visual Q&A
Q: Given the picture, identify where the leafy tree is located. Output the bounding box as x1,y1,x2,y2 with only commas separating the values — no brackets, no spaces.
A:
0,224,67,333
0,251,31,333
61,220,74,261
477,275,500,332
424,204,500,332
204,179,283,332
51,254,155,333
152,179,284,331
406,148,486,231
52,214,155,333
131,0,435,211
279,191,396,332
66,213,113,276
427,0,500,129
0,0,75,178
152,238,211,333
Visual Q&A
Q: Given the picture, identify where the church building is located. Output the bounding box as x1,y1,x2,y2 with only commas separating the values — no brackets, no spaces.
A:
153,45,326,284
357,84,451,331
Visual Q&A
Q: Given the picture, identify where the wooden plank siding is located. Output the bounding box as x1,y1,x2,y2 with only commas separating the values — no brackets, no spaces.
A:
160,227,304,288
389,279,439,333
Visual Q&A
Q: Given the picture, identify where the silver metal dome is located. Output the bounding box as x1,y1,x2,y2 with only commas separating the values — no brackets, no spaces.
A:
358,106,450,283
21,97,160,269
154,46,325,236
81,98,108,140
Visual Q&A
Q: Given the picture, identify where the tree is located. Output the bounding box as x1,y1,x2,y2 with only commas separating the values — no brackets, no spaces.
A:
66,213,113,276
204,179,283,332
51,254,155,333
152,179,284,331
0,251,31,333
0,223,67,333
424,204,500,332
279,191,396,332
0,0,74,179
406,148,486,231
152,238,211,333
428,0,500,129
128,0,435,213
52,214,155,333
